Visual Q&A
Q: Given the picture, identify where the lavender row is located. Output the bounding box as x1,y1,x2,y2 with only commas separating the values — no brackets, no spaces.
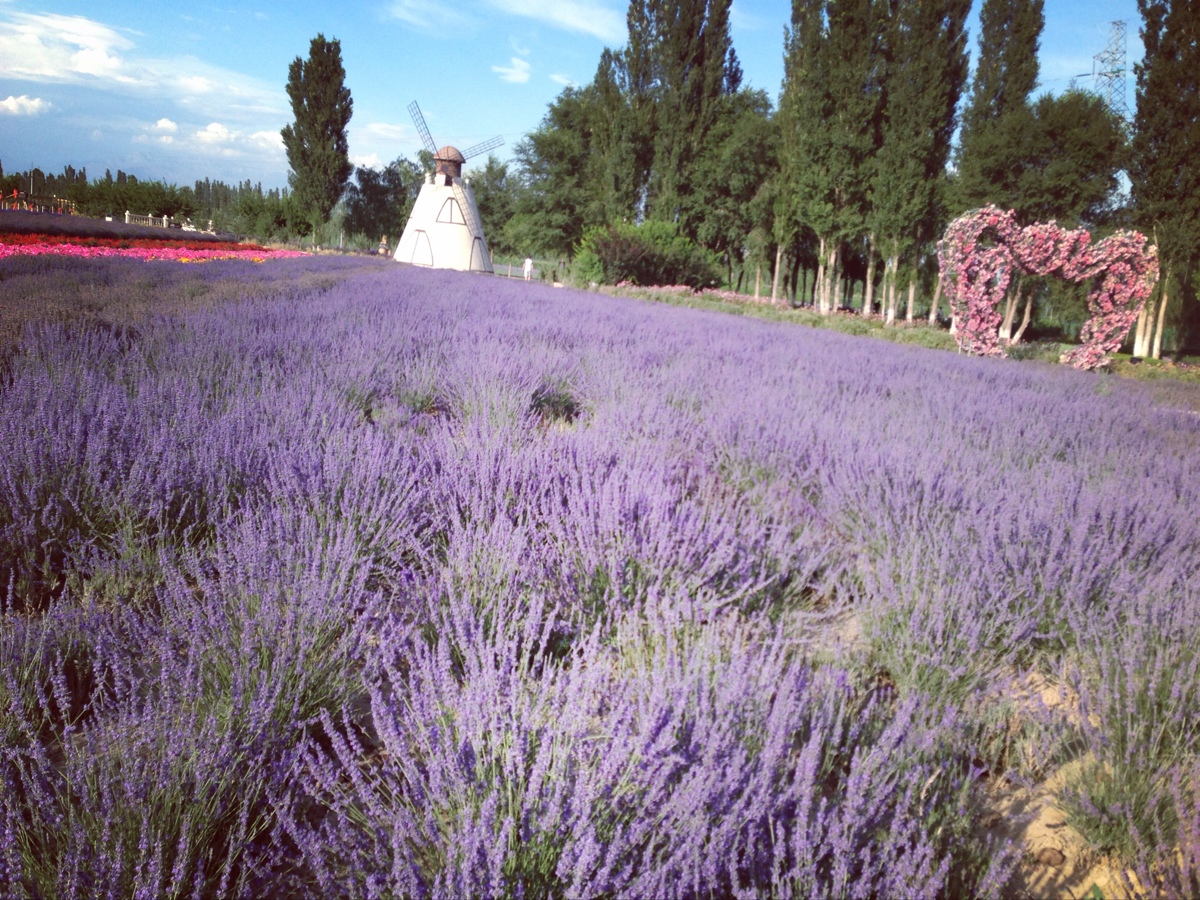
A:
2,259,1198,894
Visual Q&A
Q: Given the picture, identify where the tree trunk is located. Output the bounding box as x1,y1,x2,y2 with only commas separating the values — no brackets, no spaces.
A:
814,237,826,310
1011,286,1034,345
1152,265,1171,359
863,240,876,317
771,245,784,303
928,273,942,324
1133,301,1150,357
828,244,843,315
884,255,897,325
998,276,1022,343
905,276,916,323
754,262,762,298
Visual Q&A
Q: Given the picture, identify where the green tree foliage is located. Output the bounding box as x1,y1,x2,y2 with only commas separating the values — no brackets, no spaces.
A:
1131,0,1200,356
779,0,884,312
343,158,421,246
508,0,745,265
281,33,354,236
585,48,651,227
623,0,739,228
953,91,1126,227
508,87,597,259
468,155,517,258
193,179,297,239
685,88,777,287
952,0,1045,213
870,0,970,320
573,220,720,289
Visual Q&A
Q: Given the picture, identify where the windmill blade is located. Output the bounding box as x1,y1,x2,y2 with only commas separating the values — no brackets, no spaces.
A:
461,135,504,160
408,101,437,155
451,180,483,236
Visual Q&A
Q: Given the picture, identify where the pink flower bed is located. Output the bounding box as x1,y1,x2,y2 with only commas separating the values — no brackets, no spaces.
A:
0,238,309,264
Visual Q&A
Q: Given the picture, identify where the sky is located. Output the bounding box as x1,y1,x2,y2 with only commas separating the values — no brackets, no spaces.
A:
0,0,1145,193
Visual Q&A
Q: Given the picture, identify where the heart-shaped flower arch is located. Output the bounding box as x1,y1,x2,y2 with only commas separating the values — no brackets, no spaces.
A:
938,206,1159,370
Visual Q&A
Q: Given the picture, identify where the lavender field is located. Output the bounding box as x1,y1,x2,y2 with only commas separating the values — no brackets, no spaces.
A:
1,255,1198,897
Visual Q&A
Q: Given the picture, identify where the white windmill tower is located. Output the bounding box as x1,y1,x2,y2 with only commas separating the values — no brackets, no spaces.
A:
393,102,502,273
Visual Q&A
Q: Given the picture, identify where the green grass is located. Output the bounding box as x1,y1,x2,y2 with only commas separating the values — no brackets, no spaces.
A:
602,283,1200,388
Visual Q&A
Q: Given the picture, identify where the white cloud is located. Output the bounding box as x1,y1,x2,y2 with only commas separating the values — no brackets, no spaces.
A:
138,118,177,144
0,12,285,119
549,73,576,87
196,122,232,144
360,122,411,142
485,0,625,43
0,94,49,115
175,74,217,95
0,13,136,83
386,0,471,30
351,152,382,169
729,2,765,32
249,130,284,152
493,57,531,84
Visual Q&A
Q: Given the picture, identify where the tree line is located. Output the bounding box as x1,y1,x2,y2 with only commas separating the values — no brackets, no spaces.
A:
340,0,1196,354
5,2,1196,355
0,161,304,241
443,0,1190,356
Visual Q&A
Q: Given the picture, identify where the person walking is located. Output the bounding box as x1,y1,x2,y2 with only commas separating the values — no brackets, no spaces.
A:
523,256,533,281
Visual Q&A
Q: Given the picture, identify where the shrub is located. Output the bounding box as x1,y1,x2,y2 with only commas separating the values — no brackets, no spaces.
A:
574,221,720,290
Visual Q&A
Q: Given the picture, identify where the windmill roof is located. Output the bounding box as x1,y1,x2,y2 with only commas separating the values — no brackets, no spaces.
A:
435,146,465,163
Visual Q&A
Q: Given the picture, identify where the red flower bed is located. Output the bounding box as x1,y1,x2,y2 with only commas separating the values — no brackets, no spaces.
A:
1,232,269,252
0,232,308,263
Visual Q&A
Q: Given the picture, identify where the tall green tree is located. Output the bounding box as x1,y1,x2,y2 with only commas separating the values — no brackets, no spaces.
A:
1130,0,1200,359
869,0,970,322
685,88,777,287
469,155,518,257
343,158,421,247
624,0,740,232
281,33,354,239
508,86,598,259
584,48,650,228
952,0,1044,214
779,0,883,312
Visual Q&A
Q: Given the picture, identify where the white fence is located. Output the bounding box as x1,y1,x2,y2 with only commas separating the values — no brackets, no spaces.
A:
125,211,171,228
121,211,212,232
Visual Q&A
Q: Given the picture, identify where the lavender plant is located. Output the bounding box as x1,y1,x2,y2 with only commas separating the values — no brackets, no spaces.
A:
0,258,1197,894
276,591,1013,898
1060,577,1200,865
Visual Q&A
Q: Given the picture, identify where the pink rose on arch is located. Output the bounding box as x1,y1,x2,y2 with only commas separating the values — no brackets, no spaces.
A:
939,206,1158,370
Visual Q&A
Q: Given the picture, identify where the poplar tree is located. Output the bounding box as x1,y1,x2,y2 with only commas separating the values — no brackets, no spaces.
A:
869,0,970,322
949,0,1043,340
624,0,739,232
1130,0,1200,359
779,0,883,312
584,48,650,228
281,34,354,239
952,0,1044,213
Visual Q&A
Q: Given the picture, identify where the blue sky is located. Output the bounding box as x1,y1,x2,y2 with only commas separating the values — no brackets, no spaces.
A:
0,0,1143,192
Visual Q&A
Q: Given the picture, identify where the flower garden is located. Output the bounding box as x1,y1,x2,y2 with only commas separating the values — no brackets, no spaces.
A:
0,229,308,263
0,244,1197,897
